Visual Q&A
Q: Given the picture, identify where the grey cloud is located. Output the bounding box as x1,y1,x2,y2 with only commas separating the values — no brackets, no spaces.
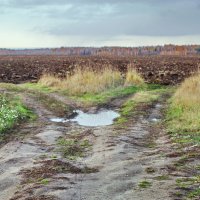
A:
1,0,200,38
4,0,198,8
43,0,200,37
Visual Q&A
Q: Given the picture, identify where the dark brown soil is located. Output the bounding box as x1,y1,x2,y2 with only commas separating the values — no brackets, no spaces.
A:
0,55,200,84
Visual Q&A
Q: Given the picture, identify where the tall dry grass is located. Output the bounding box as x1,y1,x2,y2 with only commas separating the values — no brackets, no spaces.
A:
64,68,123,95
39,68,123,95
39,65,144,95
167,72,200,149
38,74,62,87
173,73,200,108
124,65,144,86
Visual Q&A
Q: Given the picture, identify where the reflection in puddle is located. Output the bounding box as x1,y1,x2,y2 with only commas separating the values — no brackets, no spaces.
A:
50,109,120,127
50,118,67,123
150,118,161,122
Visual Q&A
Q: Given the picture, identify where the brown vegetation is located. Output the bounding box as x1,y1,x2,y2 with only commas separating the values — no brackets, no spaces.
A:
173,72,200,107
39,67,143,95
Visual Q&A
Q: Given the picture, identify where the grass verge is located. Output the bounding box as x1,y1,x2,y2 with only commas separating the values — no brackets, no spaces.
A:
166,73,200,199
166,73,200,145
0,94,34,136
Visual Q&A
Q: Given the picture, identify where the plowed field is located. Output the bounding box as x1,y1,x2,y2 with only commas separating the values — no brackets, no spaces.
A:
0,55,200,84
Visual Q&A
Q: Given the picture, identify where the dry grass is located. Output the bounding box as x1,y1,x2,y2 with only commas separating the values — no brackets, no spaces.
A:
124,64,144,86
167,72,200,143
173,73,200,108
39,67,123,95
38,74,62,87
39,66,144,95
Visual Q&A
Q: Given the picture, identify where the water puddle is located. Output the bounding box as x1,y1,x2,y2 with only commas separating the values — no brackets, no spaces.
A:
50,109,120,127
148,103,162,123
150,118,161,123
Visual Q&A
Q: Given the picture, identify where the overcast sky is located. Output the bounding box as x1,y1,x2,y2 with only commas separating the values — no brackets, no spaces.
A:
0,0,200,48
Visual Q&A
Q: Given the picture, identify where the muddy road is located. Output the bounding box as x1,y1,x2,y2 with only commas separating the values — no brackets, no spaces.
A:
0,89,181,200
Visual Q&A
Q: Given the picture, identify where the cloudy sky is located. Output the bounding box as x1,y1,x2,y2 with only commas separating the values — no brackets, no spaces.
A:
0,0,200,48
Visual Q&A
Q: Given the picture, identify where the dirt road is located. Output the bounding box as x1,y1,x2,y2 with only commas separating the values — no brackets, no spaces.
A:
0,91,178,200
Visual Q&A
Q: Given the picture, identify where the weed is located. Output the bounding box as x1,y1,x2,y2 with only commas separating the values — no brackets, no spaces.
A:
0,94,34,134
39,178,49,185
138,180,152,189
195,165,200,170
50,155,57,160
57,138,92,160
187,188,200,199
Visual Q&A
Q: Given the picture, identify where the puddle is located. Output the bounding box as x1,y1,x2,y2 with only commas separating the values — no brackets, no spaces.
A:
50,109,120,127
150,118,161,123
148,103,162,123
50,118,66,123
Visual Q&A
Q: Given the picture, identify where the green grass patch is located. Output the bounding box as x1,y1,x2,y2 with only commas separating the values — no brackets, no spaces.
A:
0,94,34,135
187,188,200,199
75,85,141,105
0,83,24,92
175,176,200,199
166,78,200,146
1,83,71,117
1,82,169,108
57,138,92,160
39,178,50,185
166,100,200,146
138,180,152,189
20,82,55,93
115,87,167,124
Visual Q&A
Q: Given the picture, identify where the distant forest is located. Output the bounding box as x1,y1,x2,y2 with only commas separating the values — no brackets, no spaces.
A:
0,45,200,56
